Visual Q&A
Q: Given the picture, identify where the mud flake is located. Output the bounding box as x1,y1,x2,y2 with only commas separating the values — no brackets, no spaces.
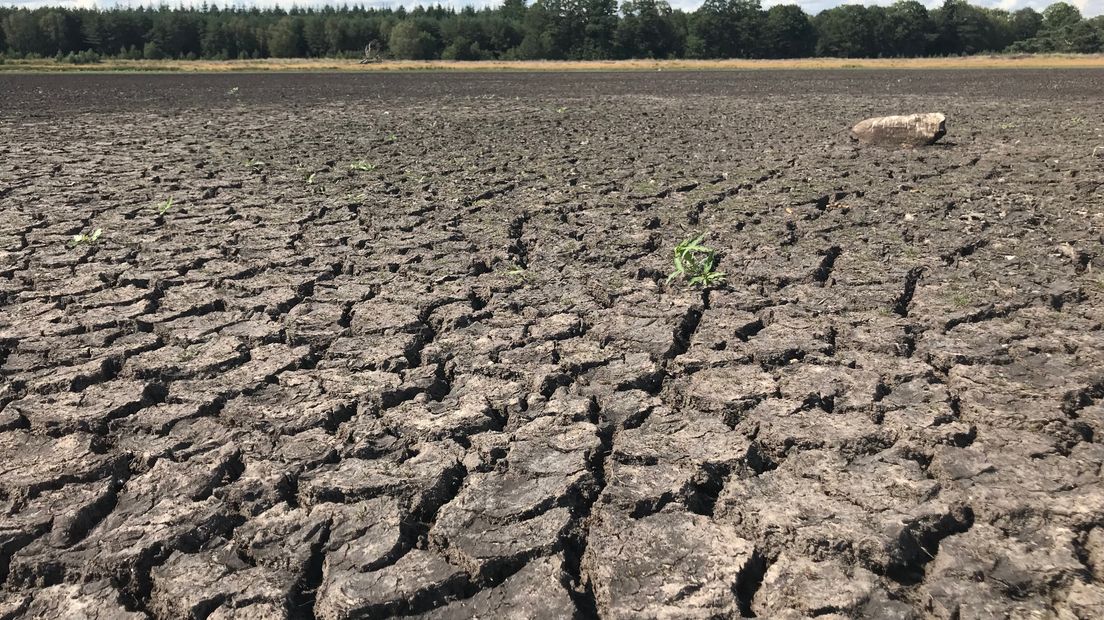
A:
297,442,463,513
746,398,894,461
430,471,573,578
19,581,143,619
583,510,756,619
314,549,469,620
0,432,122,499
418,555,575,619
677,365,776,424
922,524,1084,619
149,545,294,619
752,553,886,618
10,379,162,436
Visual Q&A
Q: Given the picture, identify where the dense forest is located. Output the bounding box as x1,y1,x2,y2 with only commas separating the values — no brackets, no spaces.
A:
0,1,1102,63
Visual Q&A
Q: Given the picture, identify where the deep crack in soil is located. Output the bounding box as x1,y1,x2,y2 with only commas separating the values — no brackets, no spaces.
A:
1,70,1103,619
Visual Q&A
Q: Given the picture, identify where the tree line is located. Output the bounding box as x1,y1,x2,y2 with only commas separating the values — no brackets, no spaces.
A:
1,1,1101,63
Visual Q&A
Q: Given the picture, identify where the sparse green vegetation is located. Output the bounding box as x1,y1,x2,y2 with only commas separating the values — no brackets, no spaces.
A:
68,228,102,248
506,265,531,281
668,234,726,288
155,197,173,215
58,50,102,65
350,161,376,172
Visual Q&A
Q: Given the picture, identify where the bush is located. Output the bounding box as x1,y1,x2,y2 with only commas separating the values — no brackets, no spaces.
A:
389,20,439,60
442,37,488,61
59,49,101,64
143,41,165,60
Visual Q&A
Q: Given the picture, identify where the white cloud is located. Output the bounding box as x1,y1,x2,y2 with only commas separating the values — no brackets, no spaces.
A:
760,0,1101,16
1,0,1101,17
5,0,98,5
759,0,896,12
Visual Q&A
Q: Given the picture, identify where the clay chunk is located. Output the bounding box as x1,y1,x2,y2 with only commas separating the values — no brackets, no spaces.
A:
851,113,946,147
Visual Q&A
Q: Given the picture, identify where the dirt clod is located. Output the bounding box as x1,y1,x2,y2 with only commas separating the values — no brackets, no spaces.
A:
851,112,947,147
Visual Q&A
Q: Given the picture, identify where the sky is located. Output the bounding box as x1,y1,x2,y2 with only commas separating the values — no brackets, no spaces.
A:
2,0,1102,17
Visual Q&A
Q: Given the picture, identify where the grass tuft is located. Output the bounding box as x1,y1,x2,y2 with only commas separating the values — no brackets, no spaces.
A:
668,234,726,288
68,228,102,248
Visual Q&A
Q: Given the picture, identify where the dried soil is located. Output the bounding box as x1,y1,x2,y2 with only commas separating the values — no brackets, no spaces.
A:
1,70,1103,619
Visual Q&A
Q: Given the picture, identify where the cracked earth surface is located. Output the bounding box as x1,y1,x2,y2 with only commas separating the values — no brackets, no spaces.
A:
1,70,1103,619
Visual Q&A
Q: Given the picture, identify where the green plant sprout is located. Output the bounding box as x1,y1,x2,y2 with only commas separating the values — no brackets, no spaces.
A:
306,173,317,185
156,197,173,215
350,161,376,172
668,234,726,287
505,264,533,282
950,293,971,308
69,228,102,248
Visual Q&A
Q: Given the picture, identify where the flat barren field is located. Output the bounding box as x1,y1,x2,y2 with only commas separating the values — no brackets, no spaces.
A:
3,54,1104,73
1,70,1103,619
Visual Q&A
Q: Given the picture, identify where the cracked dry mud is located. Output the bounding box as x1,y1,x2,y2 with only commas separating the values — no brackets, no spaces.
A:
1,70,1103,619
